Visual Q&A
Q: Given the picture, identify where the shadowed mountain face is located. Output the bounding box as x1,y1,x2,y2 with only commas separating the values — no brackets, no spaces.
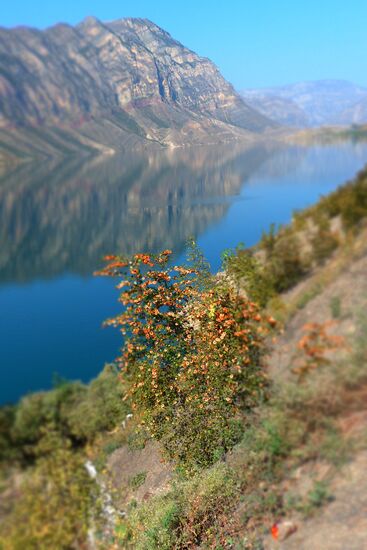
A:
241,80,367,127
0,141,282,283
0,17,275,153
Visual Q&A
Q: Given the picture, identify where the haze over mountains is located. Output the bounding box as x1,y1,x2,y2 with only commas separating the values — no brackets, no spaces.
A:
241,80,367,128
0,17,275,157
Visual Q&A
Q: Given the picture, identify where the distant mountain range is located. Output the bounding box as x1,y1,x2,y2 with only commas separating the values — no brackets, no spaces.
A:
0,17,276,157
241,80,367,128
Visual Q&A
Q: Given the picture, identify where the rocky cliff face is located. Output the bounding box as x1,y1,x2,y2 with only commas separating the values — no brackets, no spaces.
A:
241,80,367,128
0,17,275,152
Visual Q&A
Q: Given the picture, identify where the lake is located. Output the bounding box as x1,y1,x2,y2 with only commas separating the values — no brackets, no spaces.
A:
1,138,367,404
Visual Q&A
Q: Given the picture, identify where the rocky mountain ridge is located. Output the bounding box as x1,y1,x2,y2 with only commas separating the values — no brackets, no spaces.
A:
241,80,367,128
0,17,275,153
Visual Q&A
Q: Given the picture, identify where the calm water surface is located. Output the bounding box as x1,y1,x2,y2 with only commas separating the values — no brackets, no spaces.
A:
1,139,367,403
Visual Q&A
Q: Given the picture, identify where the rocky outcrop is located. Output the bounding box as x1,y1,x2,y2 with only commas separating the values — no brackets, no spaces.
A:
0,17,275,151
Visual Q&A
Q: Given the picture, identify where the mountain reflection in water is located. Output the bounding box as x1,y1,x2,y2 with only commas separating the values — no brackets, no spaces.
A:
0,141,282,283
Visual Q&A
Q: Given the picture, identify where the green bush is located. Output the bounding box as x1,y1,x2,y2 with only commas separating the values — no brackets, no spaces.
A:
0,430,95,549
121,462,236,549
158,405,244,468
312,229,339,262
266,232,310,292
222,245,274,306
66,364,129,441
252,167,367,296
319,167,367,230
330,296,342,319
5,364,128,462
0,406,17,462
12,392,52,447
129,471,147,489
12,387,72,451
342,176,366,227
11,382,86,454
311,227,339,263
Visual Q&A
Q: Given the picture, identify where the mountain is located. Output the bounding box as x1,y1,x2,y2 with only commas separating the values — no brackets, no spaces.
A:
0,17,275,154
239,93,309,128
241,80,367,127
337,97,367,125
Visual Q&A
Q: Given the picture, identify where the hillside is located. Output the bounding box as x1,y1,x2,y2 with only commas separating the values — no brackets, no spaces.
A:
241,80,367,128
0,17,275,155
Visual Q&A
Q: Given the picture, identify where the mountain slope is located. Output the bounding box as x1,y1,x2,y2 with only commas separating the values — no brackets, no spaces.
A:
240,92,309,128
337,97,367,125
0,18,275,152
241,80,367,127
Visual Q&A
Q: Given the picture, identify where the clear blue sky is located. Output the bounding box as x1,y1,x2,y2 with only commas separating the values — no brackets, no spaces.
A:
2,0,367,89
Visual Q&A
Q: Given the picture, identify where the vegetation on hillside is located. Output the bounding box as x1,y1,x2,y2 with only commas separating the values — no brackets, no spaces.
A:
0,366,128,548
1,166,367,548
224,165,367,298
96,247,275,470
0,365,129,464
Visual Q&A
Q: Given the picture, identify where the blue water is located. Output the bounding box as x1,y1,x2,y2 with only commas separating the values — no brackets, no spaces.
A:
1,140,367,403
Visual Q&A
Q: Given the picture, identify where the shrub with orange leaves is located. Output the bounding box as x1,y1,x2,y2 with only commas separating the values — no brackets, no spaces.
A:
292,321,345,380
97,248,274,468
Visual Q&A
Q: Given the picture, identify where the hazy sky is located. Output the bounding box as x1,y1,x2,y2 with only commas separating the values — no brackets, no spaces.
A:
2,0,367,89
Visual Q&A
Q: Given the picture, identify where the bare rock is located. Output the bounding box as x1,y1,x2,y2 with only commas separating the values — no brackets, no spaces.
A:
106,440,173,508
